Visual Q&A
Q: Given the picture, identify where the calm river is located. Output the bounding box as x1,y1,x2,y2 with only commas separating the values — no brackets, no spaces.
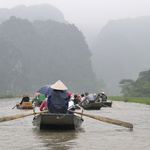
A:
0,98,150,150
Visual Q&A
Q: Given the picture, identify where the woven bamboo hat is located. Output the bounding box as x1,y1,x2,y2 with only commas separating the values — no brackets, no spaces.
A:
51,80,68,90
22,93,29,97
101,92,105,94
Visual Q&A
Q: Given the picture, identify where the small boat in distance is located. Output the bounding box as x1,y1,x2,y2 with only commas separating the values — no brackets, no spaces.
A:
33,113,84,130
80,102,103,110
16,102,33,109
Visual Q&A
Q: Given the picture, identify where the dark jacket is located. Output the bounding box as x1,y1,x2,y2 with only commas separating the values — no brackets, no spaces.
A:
74,98,80,105
47,90,69,114
20,97,30,105
100,94,107,102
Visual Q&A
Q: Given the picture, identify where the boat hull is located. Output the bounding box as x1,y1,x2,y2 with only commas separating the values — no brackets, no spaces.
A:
17,106,33,109
81,102,103,110
33,113,83,130
16,102,33,109
102,101,112,107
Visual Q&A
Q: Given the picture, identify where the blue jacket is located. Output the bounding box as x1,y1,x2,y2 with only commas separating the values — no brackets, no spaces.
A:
47,90,69,114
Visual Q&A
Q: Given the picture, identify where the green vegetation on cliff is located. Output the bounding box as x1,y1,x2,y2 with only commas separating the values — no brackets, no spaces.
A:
0,17,102,94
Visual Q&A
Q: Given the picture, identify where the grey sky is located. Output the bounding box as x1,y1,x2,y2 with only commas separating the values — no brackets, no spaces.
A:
1,0,150,40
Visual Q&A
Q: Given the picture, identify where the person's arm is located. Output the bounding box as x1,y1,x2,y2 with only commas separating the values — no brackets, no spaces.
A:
39,100,45,111
20,97,24,104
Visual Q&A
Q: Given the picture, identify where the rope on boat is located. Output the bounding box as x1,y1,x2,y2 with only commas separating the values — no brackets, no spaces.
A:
56,114,67,119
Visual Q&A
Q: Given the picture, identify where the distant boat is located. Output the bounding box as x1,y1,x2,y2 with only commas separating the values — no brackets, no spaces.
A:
80,102,103,110
32,113,84,130
16,102,33,109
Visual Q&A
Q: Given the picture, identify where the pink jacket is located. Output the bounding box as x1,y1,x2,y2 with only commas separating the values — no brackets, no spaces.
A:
39,100,47,111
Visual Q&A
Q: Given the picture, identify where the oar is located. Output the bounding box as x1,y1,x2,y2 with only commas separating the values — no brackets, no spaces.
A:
0,110,48,122
12,105,17,109
110,100,122,109
68,110,133,129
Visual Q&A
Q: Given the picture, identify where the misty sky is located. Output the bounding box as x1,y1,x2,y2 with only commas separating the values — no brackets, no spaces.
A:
1,0,150,40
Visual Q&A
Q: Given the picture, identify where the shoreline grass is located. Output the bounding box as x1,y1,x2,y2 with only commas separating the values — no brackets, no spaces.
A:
1,94,150,105
0,94,21,99
0,94,15,99
108,96,150,105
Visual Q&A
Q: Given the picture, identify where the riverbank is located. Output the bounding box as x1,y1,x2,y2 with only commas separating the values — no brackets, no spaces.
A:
1,94,150,105
0,94,16,99
109,96,150,105
0,94,33,99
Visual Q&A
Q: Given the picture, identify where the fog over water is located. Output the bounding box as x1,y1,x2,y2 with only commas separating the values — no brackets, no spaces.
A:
1,0,150,95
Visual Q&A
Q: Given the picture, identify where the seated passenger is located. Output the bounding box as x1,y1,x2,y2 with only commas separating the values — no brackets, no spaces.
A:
74,94,80,105
37,93,46,106
100,92,107,102
39,99,47,111
20,93,30,105
47,80,69,114
86,93,95,103
68,91,75,114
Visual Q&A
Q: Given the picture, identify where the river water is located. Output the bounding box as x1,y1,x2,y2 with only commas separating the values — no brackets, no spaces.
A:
0,98,150,150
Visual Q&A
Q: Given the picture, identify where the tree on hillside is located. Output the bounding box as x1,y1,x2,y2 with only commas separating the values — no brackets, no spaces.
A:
119,70,150,97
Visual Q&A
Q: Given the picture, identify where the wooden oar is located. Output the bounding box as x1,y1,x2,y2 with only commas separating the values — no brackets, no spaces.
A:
68,110,133,129
0,110,48,122
12,105,17,109
110,100,122,109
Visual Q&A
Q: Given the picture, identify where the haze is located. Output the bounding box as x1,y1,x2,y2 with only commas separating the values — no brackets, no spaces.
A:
1,0,150,44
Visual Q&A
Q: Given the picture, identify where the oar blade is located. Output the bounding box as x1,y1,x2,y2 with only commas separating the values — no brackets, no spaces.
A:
0,110,48,122
92,115,133,129
110,100,122,109
0,113,33,122
68,110,133,129
12,105,17,109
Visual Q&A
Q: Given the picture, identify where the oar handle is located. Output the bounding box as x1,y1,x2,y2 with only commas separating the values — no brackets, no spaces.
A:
0,110,49,122
68,110,133,129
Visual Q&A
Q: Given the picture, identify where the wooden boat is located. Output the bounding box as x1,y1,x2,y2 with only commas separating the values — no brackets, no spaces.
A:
102,101,112,107
33,113,84,130
80,102,103,110
16,102,33,109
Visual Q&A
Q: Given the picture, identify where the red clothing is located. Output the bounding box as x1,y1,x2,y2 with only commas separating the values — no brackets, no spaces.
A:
39,100,47,111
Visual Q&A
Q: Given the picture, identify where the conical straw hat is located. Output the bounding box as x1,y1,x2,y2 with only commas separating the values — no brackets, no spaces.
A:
101,92,105,94
51,80,68,90
22,93,29,97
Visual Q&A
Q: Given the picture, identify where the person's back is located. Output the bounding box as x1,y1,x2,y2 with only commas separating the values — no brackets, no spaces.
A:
101,95,107,102
48,90,68,114
100,92,107,102
74,95,80,105
86,93,95,103
22,97,30,102
20,93,30,105
47,80,69,114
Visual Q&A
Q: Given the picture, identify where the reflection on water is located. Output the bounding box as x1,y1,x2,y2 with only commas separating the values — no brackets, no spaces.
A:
33,129,80,150
0,98,150,150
